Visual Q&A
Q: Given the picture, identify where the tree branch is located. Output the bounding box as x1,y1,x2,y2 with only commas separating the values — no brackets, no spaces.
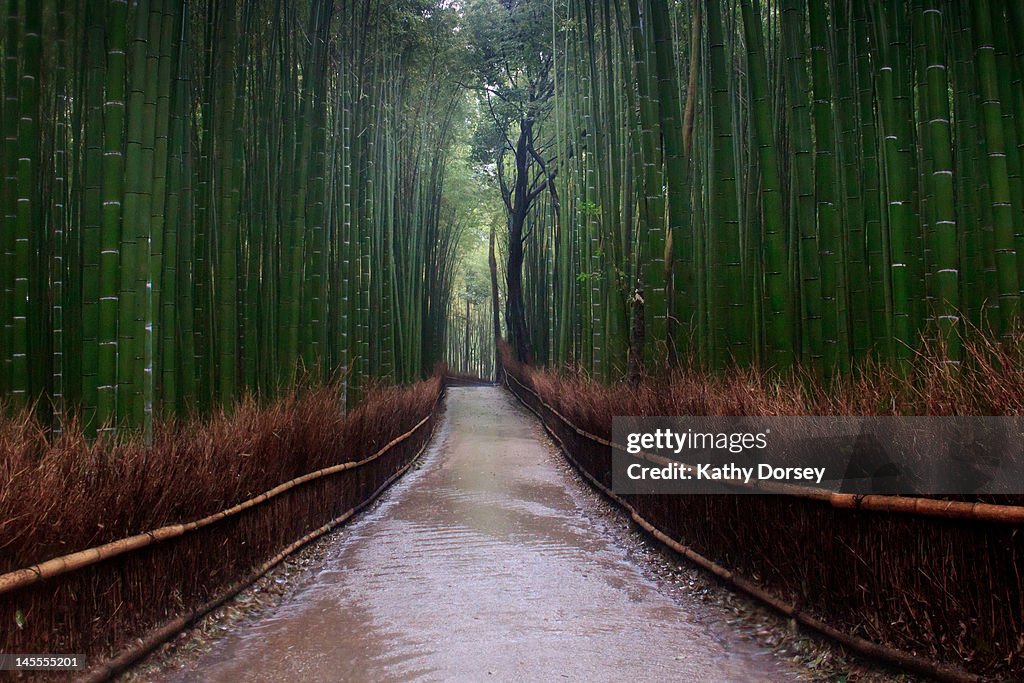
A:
496,148,513,213
485,90,516,153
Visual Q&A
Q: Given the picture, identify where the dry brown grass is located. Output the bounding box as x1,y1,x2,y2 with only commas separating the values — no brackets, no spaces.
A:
0,376,442,574
501,338,1024,678
501,331,1024,446
0,375,443,660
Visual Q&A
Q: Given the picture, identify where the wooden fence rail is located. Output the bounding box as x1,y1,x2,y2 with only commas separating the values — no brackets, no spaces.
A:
503,367,1022,682
0,386,445,679
0,408,438,597
504,371,1024,525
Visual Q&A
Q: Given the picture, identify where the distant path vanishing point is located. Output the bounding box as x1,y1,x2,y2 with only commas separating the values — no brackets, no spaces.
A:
161,386,798,682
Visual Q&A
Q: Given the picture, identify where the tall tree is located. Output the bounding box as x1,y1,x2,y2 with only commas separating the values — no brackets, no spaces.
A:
466,0,557,363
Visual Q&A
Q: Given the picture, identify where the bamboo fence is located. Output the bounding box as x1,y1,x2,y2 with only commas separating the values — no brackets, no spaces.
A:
504,368,1022,681
0,386,445,677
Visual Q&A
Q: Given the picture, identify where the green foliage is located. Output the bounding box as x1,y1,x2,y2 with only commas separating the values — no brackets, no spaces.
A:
519,0,1024,378
8,0,1024,429
0,0,469,433
463,0,557,117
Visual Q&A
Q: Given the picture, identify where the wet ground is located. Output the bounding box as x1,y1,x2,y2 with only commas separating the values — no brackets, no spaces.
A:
159,386,800,682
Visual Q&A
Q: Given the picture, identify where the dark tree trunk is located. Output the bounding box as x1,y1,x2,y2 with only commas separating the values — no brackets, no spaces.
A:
463,298,471,374
501,117,541,365
488,223,501,346
507,210,532,363
628,286,645,384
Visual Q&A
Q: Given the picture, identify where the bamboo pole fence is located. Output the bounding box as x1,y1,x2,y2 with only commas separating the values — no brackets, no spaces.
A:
0,386,446,675
77,419,440,683
0,401,439,596
502,368,1018,683
503,371,1024,524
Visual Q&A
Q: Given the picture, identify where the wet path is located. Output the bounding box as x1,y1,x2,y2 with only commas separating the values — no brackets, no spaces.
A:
165,386,796,682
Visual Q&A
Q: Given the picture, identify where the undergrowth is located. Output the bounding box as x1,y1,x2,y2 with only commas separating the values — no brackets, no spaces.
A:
500,337,1024,677
0,376,443,574
501,331,1024,439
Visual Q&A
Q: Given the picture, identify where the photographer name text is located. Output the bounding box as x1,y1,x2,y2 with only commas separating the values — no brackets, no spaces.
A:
625,462,826,484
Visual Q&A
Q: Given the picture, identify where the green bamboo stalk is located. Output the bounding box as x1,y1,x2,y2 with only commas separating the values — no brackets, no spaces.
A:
627,0,667,369
853,0,890,356
97,0,129,433
11,0,43,406
51,0,70,425
922,0,960,360
79,2,106,431
989,6,1024,306
873,2,919,366
0,0,18,400
782,0,821,369
741,0,792,369
214,0,239,405
159,0,187,414
809,0,847,375
707,0,749,367
649,0,695,366
973,0,1020,336
116,0,153,425
834,0,870,360
599,0,628,375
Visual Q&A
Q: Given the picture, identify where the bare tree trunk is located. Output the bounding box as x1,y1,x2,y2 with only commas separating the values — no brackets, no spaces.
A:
488,223,501,345
507,209,533,363
463,298,471,374
628,286,645,384
499,117,543,365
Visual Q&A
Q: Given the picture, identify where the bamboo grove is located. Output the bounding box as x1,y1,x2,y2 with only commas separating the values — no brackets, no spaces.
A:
0,0,468,434
446,296,497,381
500,0,1024,378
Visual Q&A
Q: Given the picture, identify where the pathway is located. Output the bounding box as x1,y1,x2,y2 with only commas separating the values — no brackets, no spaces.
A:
162,386,796,682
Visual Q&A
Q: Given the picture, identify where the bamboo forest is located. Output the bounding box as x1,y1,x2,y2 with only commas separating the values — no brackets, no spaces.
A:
2,1,1023,681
